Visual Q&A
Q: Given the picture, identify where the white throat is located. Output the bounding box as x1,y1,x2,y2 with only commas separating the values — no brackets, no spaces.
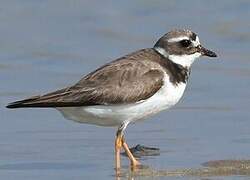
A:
154,47,201,68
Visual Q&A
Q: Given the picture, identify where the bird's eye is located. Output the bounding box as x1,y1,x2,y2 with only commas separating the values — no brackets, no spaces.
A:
180,39,191,47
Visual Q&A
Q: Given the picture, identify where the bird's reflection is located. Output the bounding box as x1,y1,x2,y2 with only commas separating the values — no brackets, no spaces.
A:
115,164,151,180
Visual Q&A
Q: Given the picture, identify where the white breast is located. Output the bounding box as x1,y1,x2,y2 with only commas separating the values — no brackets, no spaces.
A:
57,73,187,127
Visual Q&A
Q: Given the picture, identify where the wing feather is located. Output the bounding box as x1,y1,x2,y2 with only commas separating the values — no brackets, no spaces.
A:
6,49,165,108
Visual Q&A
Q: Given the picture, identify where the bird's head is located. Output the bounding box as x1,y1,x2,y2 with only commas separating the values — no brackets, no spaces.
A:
154,29,217,68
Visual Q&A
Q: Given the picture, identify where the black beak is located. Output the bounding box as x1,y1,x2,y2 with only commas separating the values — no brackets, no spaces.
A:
197,45,217,57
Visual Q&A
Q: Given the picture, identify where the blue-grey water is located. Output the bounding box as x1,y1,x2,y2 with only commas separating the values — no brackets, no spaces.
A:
1,0,250,179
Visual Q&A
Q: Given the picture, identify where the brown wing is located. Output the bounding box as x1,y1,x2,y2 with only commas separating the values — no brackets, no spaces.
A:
6,49,165,108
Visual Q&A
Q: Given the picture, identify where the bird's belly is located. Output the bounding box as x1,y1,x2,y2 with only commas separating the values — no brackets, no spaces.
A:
57,78,186,127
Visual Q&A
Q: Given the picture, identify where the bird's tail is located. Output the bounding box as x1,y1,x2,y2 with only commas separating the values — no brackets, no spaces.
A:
6,96,42,108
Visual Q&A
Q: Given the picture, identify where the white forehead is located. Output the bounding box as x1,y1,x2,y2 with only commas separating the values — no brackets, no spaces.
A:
192,36,200,46
167,35,200,47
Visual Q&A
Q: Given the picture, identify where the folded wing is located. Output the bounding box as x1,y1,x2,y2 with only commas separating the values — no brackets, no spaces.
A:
7,50,165,108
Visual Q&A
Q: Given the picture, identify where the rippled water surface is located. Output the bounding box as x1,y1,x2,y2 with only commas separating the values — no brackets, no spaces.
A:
1,0,250,179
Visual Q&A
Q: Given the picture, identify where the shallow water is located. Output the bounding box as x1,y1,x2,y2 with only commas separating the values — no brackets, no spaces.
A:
1,0,250,179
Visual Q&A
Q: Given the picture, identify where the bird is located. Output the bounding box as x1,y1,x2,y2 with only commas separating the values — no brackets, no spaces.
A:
6,29,217,170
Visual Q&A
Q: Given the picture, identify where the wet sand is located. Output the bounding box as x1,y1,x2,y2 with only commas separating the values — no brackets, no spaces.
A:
121,160,250,178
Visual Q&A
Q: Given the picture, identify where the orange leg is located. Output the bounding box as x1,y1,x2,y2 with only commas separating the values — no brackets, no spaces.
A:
122,136,140,168
115,132,123,170
115,122,140,171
